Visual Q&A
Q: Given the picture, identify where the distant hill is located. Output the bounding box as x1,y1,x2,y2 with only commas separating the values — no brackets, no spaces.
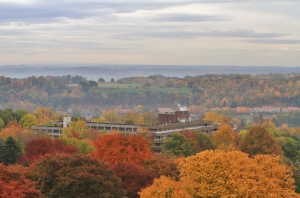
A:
1,65,300,81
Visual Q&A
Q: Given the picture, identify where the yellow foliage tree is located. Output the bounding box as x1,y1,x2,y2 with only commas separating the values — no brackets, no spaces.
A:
137,127,154,148
204,112,230,124
101,110,121,123
212,124,237,151
262,119,276,131
33,107,60,125
179,150,298,197
139,176,191,198
137,112,157,125
63,120,91,139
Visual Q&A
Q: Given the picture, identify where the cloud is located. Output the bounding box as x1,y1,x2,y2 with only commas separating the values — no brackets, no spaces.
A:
134,29,286,39
153,13,230,22
0,0,299,66
248,39,300,44
0,1,203,24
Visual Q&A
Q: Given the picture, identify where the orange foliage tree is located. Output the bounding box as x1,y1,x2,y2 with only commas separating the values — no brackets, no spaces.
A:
139,176,191,198
91,133,153,165
0,164,41,198
137,127,154,148
0,121,39,147
179,150,297,197
212,124,237,151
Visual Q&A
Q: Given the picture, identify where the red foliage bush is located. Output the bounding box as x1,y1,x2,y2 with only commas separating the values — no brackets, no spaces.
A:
20,137,78,164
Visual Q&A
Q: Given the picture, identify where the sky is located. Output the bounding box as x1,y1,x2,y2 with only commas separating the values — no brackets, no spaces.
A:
0,0,299,66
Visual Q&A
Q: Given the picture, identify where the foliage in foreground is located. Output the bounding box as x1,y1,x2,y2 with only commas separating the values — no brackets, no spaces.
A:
0,164,41,198
91,133,153,165
28,154,121,198
140,150,298,197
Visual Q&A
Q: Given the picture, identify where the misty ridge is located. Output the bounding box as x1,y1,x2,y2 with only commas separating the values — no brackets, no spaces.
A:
1,65,300,81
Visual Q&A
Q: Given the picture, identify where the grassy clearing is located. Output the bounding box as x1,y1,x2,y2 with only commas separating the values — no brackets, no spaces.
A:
98,83,142,89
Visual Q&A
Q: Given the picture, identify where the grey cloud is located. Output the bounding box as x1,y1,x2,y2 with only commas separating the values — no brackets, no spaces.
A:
0,2,98,24
154,13,230,23
248,39,300,44
0,1,199,24
136,29,286,39
0,0,295,24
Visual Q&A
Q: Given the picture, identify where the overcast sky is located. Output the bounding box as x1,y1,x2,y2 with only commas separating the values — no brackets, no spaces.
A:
0,0,299,66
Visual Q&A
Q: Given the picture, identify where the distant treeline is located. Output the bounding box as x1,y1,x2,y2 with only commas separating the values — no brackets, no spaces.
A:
1,74,300,112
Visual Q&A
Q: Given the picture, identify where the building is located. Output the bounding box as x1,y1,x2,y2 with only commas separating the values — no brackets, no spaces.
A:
252,106,281,113
158,104,191,124
150,120,218,152
31,109,218,152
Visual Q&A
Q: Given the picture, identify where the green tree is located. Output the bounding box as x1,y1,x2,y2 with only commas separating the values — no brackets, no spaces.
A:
281,137,300,162
0,136,22,165
0,108,28,125
15,110,28,123
0,118,4,130
241,125,282,156
62,138,94,154
162,133,196,157
20,114,38,129
28,154,121,198
196,132,215,151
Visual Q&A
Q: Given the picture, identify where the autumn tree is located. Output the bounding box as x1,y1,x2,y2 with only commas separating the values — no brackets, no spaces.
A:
95,110,121,123
137,127,154,148
0,118,4,130
241,125,282,156
62,120,91,139
0,137,22,165
143,154,180,179
162,133,196,157
280,137,300,162
20,114,38,129
113,162,156,198
180,131,201,152
0,108,28,125
0,121,39,147
196,132,215,151
0,164,41,198
179,150,298,197
136,112,157,125
33,107,59,125
20,138,78,164
139,176,191,198
212,124,237,151
91,133,153,165
204,112,231,124
62,138,94,154
262,119,276,131
180,131,215,152
28,154,121,198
